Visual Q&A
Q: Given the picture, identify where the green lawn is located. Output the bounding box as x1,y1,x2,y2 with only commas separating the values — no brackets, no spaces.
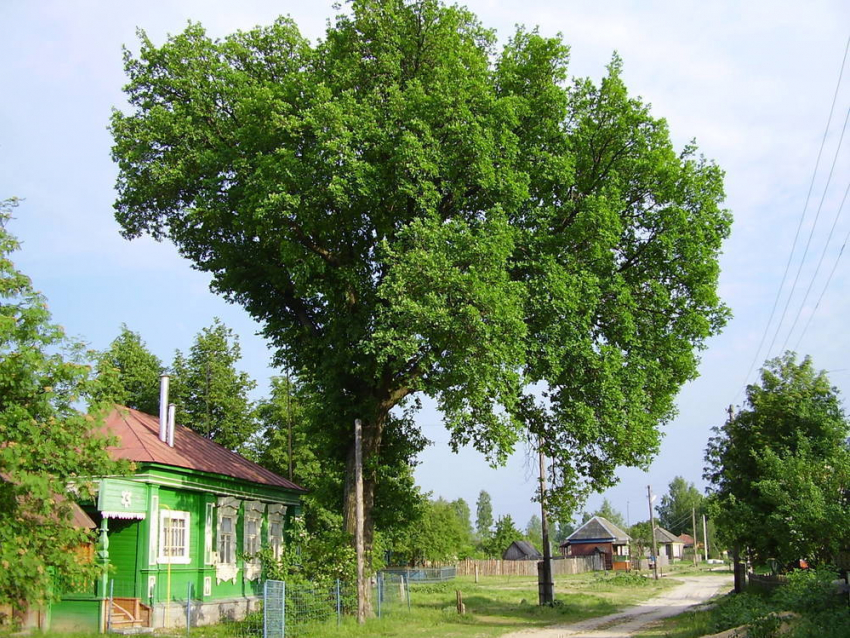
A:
264,572,677,638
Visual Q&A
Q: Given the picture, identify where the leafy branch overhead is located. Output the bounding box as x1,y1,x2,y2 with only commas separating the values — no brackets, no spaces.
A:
111,0,731,540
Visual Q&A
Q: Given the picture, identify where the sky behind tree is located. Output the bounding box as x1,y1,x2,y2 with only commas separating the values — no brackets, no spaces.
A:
1,0,849,526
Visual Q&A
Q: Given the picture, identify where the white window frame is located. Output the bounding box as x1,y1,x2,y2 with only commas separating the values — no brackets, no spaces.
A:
243,501,265,582
268,504,287,561
218,513,236,565
158,510,191,565
204,503,215,565
148,494,159,566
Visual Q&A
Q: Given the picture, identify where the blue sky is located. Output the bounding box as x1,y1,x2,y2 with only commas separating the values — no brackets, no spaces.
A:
2,0,849,530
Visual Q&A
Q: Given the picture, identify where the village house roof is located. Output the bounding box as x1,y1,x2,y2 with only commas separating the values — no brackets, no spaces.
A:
562,516,631,547
679,533,695,547
102,406,306,492
653,526,682,544
503,540,543,560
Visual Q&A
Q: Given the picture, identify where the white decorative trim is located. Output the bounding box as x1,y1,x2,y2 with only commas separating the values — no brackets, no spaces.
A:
102,511,146,520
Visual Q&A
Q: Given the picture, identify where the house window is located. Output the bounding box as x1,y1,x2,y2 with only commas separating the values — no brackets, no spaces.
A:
268,504,287,561
158,510,191,564
269,520,283,560
245,518,260,555
219,515,235,565
204,503,214,565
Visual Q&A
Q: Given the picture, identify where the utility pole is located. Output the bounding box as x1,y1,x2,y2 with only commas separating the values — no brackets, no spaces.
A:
647,485,659,580
537,436,554,605
703,514,709,562
692,508,698,567
355,419,365,624
286,375,293,482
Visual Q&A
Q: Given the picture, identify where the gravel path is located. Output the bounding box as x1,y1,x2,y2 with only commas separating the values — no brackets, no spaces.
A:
500,574,733,638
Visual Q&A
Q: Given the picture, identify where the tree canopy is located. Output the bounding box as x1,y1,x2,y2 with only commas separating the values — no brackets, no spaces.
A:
656,476,703,536
111,0,730,549
170,318,258,453
705,353,850,566
0,199,121,611
94,324,164,414
476,490,494,538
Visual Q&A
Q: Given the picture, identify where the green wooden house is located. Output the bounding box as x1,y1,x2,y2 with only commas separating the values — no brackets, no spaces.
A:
51,382,305,633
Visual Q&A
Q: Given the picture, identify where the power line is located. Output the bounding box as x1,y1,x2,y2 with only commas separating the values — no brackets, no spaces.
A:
793,214,850,352
773,103,850,354
783,179,850,351
732,34,850,404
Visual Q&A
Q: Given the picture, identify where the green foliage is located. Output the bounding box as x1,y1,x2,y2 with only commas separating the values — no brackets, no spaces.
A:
170,318,258,453
629,520,653,556
111,0,731,545
592,498,627,529
705,353,850,565
475,490,494,539
93,324,164,413
552,518,575,545
0,199,122,611
389,497,474,564
484,514,523,558
656,476,704,536
525,514,543,552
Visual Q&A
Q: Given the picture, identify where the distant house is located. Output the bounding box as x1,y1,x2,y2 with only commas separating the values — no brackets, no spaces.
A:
678,533,695,549
654,526,684,560
560,516,630,569
51,379,306,633
503,540,543,561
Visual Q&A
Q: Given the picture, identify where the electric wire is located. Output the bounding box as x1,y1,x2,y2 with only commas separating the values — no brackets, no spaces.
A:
731,34,850,405
793,207,850,352
772,103,850,354
782,179,850,352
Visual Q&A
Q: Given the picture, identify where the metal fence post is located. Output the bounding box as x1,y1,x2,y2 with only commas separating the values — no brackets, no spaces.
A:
405,574,411,611
106,579,114,634
377,572,382,619
336,579,341,626
186,582,191,636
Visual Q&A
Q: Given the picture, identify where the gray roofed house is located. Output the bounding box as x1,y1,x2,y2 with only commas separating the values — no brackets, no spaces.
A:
560,516,631,569
653,525,685,560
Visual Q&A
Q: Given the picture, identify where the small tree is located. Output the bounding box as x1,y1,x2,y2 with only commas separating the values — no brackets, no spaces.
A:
485,515,522,558
94,324,164,414
525,514,543,552
476,490,494,539
705,353,850,566
629,521,653,557
0,199,121,612
594,498,627,529
171,318,258,453
656,476,704,536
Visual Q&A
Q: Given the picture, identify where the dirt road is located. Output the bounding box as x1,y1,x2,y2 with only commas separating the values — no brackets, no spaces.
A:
501,574,733,638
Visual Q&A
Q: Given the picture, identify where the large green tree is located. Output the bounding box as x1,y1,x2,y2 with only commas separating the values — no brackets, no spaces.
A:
111,0,730,551
484,514,523,558
704,353,850,566
0,199,121,611
94,324,164,414
170,318,258,453
656,476,704,536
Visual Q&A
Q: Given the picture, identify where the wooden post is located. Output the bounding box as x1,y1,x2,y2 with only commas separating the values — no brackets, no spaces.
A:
647,485,659,580
692,508,698,567
703,514,709,562
474,564,479,584
538,436,554,604
456,590,465,614
355,419,365,624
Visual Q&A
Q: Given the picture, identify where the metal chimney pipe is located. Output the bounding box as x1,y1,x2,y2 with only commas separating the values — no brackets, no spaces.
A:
167,403,176,447
159,375,170,442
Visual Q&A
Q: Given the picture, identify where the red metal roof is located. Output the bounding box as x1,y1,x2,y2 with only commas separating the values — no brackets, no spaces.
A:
102,406,305,493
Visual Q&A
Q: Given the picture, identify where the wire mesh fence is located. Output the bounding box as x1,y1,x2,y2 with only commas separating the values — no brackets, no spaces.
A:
213,573,410,638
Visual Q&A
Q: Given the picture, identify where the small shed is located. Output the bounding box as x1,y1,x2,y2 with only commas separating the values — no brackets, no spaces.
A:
560,516,631,569
503,540,543,561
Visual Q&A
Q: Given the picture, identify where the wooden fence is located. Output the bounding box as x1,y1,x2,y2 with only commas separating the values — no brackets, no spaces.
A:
747,572,788,591
453,555,604,577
